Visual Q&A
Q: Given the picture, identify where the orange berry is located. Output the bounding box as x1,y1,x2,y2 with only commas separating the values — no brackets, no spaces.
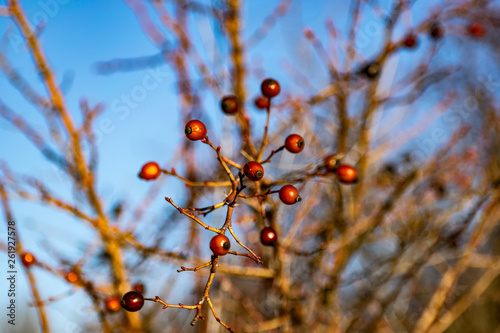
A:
138,161,161,181
336,164,358,184
21,252,36,267
105,297,121,312
65,271,79,284
285,134,305,154
210,235,231,256
185,120,207,141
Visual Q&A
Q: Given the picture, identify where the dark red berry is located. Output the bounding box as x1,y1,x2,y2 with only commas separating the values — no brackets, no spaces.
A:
254,96,270,110
121,291,145,312
221,95,239,114
361,62,380,79
285,134,305,154
260,227,278,246
468,22,485,37
138,161,161,181
261,78,281,98
243,161,264,181
185,120,207,141
279,185,301,205
21,252,36,267
429,22,443,40
336,164,358,184
210,234,231,256
403,34,418,48
105,297,121,312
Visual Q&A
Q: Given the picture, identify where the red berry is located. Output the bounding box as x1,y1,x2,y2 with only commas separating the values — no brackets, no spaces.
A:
185,120,207,141
65,271,79,284
254,96,270,110
279,185,301,205
260,227,277,246
243,161,264,181
429,22,443,40
210,234,231,256
261,78,281,98
121,291,145,312
403,34,418,48
324,155,339,171
105,297,121,312
285,134,305,154
21,252,36,267
468,22,485,37
336,164,358,184
138,161,161,181
132,283,145,294
220,95,239,114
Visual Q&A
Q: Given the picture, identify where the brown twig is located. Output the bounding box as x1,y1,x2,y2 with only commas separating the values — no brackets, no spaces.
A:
165,197,220,233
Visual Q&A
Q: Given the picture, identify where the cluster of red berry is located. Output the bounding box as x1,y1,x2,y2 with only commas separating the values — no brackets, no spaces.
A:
21,236,151,316
359,21,486,80
123,78,312,328
123,77,364,330
15,76,361,327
